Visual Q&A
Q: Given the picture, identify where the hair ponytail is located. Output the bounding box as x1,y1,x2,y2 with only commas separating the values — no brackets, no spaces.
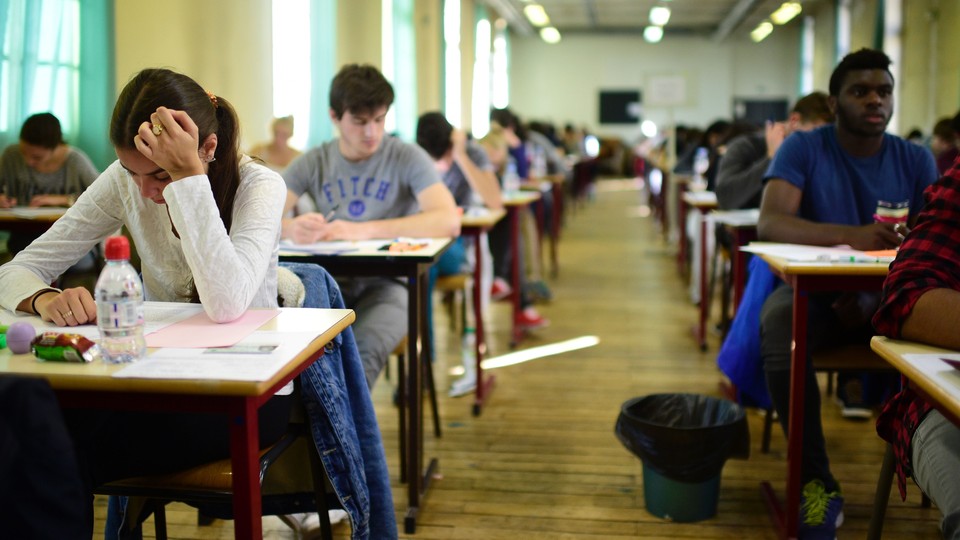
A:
111,68,242,232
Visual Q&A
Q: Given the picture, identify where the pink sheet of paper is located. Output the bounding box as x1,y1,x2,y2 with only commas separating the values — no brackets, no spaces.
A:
145,310,280,348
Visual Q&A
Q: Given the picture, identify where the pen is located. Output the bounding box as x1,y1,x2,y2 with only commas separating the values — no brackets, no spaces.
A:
324,204,339,222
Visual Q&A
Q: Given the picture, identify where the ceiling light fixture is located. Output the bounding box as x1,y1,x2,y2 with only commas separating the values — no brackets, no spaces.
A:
750,21,773,42
540,26,561,44
650,6,671,26
770,2,802,25
523,4,550,27
643,25,664,43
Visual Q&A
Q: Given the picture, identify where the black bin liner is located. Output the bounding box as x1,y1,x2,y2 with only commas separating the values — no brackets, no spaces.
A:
615,393,750,483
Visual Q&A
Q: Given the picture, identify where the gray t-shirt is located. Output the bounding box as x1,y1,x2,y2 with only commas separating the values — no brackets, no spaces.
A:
0,144,98,201
283,135,440,222
443,140,493,207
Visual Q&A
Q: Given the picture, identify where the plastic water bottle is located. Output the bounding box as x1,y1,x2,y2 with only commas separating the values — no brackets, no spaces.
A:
95,235,146,363
692,147,710,189
461,327,477,366
503,160,521,196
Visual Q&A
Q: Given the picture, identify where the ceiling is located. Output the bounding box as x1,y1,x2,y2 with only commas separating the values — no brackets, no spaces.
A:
482,0,823,42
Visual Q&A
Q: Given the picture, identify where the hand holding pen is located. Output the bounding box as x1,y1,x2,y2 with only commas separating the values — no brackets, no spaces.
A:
286,205,340,244
323,204,339,223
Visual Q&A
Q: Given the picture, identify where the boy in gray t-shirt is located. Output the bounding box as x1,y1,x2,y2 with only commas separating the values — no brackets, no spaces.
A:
281,65,460,389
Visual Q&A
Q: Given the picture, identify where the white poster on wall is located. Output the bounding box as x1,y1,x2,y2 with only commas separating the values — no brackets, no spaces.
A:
646,75,690,107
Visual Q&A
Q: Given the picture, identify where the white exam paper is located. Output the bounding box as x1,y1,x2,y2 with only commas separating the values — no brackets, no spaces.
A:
111,331,322,381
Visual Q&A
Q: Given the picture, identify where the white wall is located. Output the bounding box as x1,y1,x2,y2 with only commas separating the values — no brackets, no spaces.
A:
508,27,802,141
115,1,273,151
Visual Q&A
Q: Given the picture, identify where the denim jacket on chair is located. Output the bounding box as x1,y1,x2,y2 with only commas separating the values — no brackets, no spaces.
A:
281,262,397,539
107,263,396,540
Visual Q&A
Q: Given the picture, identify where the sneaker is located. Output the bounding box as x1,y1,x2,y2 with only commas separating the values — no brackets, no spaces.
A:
524,280,553,303
835,377,872,420
449,372,477,397
289,510,349,538
491,277,512,301
518,306,549,329
799,479,844,539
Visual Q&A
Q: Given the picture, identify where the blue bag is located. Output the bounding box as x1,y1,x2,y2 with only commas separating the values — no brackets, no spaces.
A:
716,256,781,409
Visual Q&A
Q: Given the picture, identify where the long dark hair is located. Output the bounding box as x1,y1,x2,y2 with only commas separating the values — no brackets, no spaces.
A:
110,68,242,232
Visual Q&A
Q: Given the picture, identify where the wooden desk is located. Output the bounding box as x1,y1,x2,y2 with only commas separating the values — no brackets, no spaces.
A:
869,337,960,539
711,209,759,318
461,209,506,415
0,207,65,235
503,191,542,347
871,337,960,424
279,237,452,533
753,248,888,539
682,190,718,350
0,307,354,540
522,174,565,279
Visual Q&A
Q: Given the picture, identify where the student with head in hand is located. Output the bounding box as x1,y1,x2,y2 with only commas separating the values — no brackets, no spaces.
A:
281,64,460,389
416,111,502,396
0,68,285,325
756,48,938,538
0,67,293,536
715,92,832,211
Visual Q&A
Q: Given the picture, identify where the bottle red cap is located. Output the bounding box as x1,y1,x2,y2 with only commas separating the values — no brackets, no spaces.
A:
104,235,131,260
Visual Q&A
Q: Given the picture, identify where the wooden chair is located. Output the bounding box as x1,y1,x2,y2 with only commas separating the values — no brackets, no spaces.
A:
760,344,895,453
435,273,469,334
97,390,338,540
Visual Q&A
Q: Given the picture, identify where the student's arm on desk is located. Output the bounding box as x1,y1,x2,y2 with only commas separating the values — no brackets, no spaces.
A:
900,289,960,350
758,178,901,250
281,183,460,242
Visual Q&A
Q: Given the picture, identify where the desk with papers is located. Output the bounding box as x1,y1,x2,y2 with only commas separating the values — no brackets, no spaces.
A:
0,304,354,540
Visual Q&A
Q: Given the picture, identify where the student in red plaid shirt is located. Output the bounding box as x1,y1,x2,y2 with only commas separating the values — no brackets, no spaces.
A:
874,154,960,539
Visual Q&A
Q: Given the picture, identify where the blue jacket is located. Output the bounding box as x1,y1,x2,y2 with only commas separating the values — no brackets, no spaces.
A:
282,262,397,539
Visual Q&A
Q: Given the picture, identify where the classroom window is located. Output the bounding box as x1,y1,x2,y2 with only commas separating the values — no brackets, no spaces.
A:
835,0,851,61
443,0,462,127
0,0,81,144
883,0,902,134
472,15,492,138
799,16,814,95
383,0,417,140
491,19,509,109
271,0,335,148
272,0,312,149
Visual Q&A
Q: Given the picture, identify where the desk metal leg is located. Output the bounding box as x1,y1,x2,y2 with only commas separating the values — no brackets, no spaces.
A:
230,398,262,540
676,185,689,275
473,232,495,416
550,181,562,279
509,207,524,347
761,285,808,539
404,270,439,534
695,210,709,351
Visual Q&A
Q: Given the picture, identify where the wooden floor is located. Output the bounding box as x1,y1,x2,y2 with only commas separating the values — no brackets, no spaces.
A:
94,179,944,539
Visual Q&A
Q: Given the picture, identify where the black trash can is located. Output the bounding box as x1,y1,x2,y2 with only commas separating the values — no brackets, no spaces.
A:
615,393,750,522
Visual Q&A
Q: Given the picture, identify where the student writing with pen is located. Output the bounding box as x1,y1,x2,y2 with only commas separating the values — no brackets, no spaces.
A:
278,66,458,536
280,64,459,393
